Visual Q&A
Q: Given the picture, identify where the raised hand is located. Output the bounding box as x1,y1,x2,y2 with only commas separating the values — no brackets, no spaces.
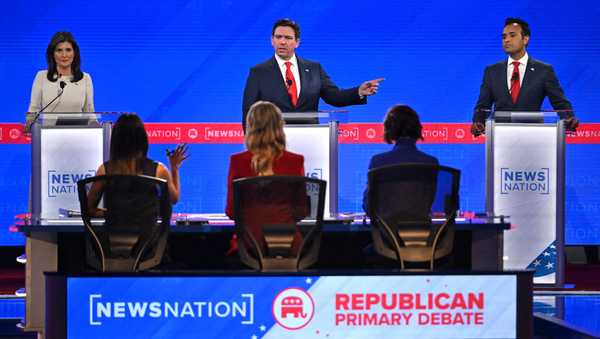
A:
166,143,189,170
358,78,385,97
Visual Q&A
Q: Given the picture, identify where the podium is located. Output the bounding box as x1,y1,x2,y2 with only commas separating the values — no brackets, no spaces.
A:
30,113,112,223
282,112,341,217
485,111,565,286
25,112,113,334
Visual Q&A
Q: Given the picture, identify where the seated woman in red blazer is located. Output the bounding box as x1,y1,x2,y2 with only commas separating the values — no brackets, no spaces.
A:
225,101,305,255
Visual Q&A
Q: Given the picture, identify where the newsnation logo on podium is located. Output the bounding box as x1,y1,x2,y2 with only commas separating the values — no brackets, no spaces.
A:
39,128,103,219
500,168,550,195
67,275,517,338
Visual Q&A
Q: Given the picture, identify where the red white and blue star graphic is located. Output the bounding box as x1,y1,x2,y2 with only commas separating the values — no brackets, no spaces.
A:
527,241,557,277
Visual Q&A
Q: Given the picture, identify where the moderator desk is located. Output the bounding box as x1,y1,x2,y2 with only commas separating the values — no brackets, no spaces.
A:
18,216,509,335
45,270,533,339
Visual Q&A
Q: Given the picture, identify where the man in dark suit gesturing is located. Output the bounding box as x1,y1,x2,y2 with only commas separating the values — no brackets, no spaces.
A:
242,18,384,130
471,17,578,136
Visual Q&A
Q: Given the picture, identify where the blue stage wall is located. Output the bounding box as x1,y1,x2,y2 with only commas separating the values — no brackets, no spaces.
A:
1,0,599,245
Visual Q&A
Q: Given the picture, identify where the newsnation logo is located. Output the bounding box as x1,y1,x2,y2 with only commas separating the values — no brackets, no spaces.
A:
500,168,550,194
306,168,323,179
47,170,95,197
88,293,254,326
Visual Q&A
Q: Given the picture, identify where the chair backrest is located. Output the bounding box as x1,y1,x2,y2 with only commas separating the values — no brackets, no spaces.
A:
232,175,326,271
77,174,172,272
367,163,460,269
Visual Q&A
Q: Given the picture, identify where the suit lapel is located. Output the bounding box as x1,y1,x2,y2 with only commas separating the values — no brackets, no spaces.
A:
499,60,512,103
270,57,293,107
297,57,309,107
517,58,535,105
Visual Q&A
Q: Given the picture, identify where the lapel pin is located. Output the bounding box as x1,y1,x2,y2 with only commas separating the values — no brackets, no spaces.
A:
305,69,309,72
530,68,535,71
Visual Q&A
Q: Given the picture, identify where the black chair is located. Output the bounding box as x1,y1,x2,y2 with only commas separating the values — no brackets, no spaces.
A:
232,175,326,272
366,163,460,270
77,175,172,272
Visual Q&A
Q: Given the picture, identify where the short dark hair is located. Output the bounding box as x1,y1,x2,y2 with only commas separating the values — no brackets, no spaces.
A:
45,31,84,82
383,105,423,143
504,17,531,37
272,18,300,40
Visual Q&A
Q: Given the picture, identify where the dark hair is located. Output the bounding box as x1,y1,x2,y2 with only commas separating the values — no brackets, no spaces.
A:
383,105,423,143
45,31,83,82
109,114,149,173
504,17,531,37
272,18,300,39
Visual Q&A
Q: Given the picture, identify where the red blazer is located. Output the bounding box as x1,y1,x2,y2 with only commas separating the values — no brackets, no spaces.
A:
225,150,305,256
225,150,305,218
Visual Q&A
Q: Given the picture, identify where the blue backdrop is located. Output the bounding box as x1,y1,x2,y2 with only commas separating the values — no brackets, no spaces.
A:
2,0,600,245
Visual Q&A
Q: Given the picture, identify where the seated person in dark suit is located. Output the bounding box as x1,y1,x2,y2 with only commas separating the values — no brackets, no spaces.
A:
86,113,188,217
225,101,307,255
362,104,439,213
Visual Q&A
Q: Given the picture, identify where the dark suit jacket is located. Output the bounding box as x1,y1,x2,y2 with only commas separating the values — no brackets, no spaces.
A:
362,139,439,213
242,56,366,128
473,57,573,123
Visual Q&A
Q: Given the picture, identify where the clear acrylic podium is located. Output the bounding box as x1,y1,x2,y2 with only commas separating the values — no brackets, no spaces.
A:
282,112,342,217
485,111,565,286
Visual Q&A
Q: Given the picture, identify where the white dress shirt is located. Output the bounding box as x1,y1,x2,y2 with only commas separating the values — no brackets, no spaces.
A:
506,53,528,91
28,70,94,113
274,54,301,97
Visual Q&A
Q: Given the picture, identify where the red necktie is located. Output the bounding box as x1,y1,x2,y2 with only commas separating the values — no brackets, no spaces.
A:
285,62,298,107
510,61,521,104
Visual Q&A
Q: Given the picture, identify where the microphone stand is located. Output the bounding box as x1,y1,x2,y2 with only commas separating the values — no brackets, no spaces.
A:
26,81,66,133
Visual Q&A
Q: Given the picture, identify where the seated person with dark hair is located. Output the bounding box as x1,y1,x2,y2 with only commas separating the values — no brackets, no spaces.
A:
362,104,438,213
87,113,188,216
84,114,188,268
361,105,441,267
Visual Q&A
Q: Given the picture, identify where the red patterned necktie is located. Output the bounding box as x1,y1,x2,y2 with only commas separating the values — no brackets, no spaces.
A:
284,62,298,107
510,61,521,104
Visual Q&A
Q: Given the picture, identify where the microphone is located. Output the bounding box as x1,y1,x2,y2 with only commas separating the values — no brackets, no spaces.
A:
511,73,519,82
286,78,293,87
27,81,67,132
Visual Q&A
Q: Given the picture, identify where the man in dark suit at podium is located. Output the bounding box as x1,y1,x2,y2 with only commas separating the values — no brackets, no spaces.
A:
471,17,578,136
242,18,384,130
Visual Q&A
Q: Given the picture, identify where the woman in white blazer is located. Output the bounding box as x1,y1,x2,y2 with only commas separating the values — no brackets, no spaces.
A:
27,31,94,129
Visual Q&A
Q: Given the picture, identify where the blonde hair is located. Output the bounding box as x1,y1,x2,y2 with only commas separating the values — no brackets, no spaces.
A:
245,101,286,175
